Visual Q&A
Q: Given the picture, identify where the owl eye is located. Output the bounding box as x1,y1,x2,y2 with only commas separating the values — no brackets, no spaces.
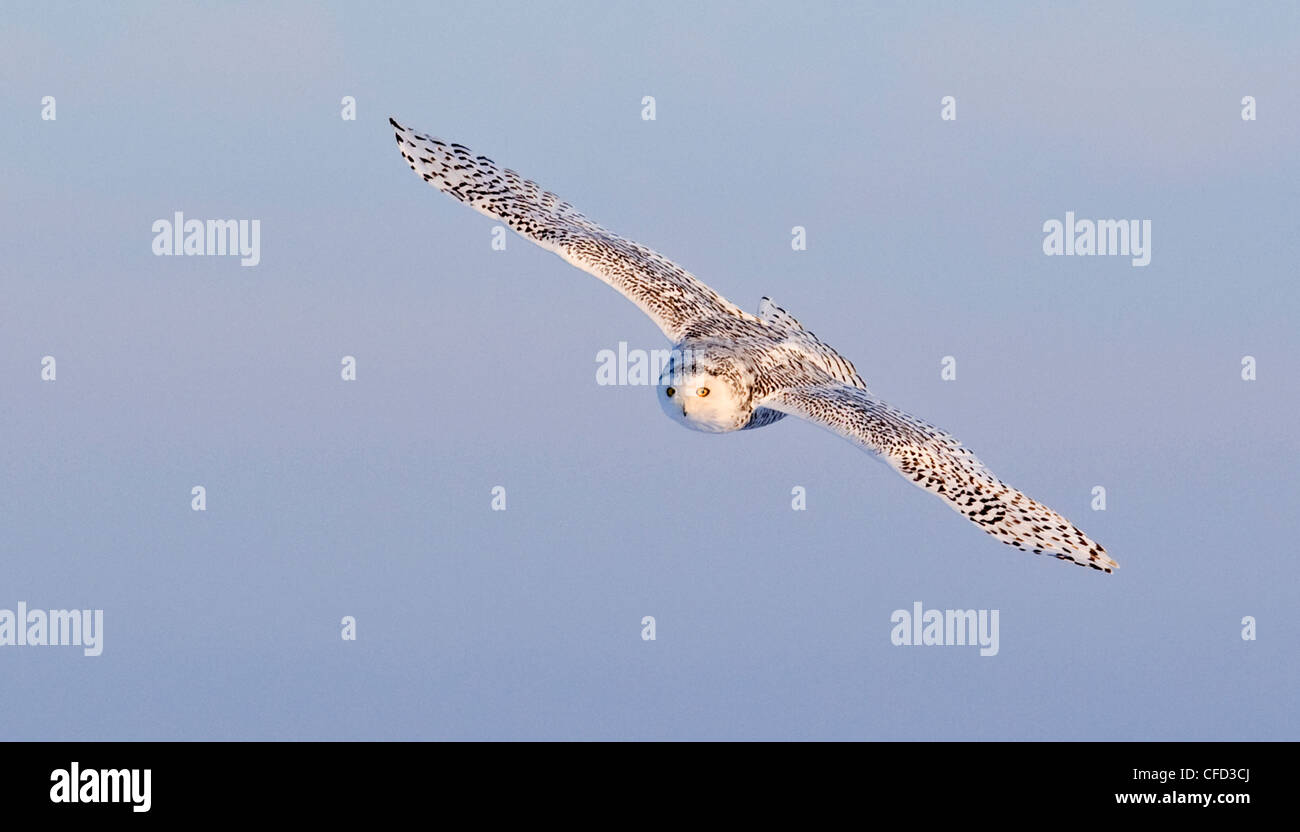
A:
665,387,675,397
697,387,710,397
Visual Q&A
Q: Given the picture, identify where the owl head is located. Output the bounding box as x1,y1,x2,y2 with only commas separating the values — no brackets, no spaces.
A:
657,344,753,433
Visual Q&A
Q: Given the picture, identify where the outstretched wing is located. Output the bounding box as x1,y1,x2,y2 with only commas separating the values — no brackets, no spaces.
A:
765,383,1117,572
389,117,753,341
757,297,870,390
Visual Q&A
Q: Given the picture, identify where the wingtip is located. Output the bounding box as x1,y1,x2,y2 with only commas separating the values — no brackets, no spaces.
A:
388,116,403,130
1097,547,1119,572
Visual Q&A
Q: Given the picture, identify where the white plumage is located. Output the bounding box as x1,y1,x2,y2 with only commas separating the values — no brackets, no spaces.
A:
390,117,1117,573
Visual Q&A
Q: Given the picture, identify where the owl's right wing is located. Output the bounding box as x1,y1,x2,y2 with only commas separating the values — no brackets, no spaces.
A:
763,383,1117,572
389,117,755,342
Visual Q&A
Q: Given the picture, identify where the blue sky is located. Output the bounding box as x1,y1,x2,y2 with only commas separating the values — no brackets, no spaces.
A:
1,1,1297,739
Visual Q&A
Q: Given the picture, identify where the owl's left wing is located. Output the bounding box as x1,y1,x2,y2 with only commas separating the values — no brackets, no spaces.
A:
389,117,754,342
764,383,1117,572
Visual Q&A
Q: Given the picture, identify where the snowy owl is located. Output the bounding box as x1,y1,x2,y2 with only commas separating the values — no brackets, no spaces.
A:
389,117,1117,573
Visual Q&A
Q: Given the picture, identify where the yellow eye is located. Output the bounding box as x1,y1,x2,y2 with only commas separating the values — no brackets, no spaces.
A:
665,387,675,397
697,387,710,397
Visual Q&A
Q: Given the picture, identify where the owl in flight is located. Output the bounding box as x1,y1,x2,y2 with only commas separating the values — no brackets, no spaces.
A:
389,116,1116,573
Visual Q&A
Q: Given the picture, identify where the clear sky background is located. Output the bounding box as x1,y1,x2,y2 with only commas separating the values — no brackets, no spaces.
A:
1,1,1297,739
